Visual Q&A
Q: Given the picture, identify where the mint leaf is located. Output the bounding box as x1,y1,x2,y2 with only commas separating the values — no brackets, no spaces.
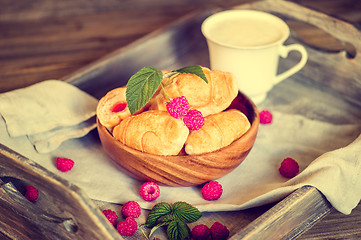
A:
167,220,190,240
126,66,163,114
145,202,172,228
172,202,202,223
174,65,208,83
158,214,176,224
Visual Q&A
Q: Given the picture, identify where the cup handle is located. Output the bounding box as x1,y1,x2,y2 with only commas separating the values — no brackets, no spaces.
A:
274,44,308,84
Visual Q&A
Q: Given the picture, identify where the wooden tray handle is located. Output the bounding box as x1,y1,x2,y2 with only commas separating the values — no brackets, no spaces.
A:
234,0,361,105
0,144,122,240
236,0,361,59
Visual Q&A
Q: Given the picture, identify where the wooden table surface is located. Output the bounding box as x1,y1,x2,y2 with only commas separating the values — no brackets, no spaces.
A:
1,0,361,239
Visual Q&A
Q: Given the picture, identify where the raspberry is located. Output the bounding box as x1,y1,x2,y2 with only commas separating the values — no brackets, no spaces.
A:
183,109,204,131
139,182,160,201
279,157,299,178
201,181,223,201
166,96,189,119
210,222,230,240
121,201,141,218
56,157,74,172
191,224,211,240
24,185,39,202
102,209,118,226
116,217,138,236
259,110,272,124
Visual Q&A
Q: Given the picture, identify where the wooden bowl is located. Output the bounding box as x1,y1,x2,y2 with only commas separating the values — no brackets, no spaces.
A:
97,91,259,187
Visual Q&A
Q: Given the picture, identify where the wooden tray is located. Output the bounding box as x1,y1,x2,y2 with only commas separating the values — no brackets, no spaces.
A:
1,0,361,239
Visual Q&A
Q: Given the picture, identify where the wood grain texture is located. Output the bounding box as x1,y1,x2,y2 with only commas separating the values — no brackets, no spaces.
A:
232,186,333,240
0,0,243,93
97,92,259,187
0,145,123,240
298,206,361,239
0,0,361,239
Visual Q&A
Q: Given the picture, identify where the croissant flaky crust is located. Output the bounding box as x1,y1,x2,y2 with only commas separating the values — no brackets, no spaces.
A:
96,87,131,131
185,109,251,155
112,110,189,155
96,66,252,156
149,67,238,117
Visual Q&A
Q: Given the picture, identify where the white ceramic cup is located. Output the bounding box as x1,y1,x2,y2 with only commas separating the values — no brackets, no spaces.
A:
201,9,308,104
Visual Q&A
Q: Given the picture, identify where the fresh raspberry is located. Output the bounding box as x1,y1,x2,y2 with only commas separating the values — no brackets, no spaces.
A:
166,96,189,119
259,110,272,124
191,224,211,240
24,185,39,202
279,157,299,178
116,217,138,236
102,209,118,226
201,181,223,201
183,109,204,131
210,222,230,240
56,157,74,172
121,201,141,218
139,182,160,201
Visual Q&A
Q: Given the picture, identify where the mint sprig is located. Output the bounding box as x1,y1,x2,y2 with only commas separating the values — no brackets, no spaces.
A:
126,65,207,114
172,201,203,223
167,220,190,240
175,65,208,84
146,202,173,227
145,201,202,240
125,66,163,115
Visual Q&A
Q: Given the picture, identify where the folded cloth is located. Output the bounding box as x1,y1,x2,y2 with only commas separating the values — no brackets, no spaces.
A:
0,80,98,153
1,110,360,215
286,133,361,214
160,112,361,215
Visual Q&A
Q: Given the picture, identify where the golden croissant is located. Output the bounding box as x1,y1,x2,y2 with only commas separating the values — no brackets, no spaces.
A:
112,110,189,155
185,109,250,155
149,67,238,117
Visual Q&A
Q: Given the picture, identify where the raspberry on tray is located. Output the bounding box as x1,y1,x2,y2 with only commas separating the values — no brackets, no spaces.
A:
140,182,160,201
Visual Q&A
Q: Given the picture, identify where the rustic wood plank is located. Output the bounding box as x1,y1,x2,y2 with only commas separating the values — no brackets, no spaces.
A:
0,179,46,240
0,0,242,21
0,144,123,240
0,0,361,239
232,186,332,240
0,0,243,93
291,0,361,24
298,205,361,239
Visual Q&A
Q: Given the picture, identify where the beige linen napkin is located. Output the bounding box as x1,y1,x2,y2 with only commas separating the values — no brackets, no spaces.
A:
160,112,361,215
0,80,98,153
1,109,360,215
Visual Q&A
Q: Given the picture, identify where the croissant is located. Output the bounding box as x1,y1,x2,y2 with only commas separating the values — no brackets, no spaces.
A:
96,87,132,131
149,67,238,117
185,109,250,155
112,110,189,155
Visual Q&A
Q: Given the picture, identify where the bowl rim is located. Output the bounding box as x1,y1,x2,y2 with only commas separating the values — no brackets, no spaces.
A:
97,90,259,158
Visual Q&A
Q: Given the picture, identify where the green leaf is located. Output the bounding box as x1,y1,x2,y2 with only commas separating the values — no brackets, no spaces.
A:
167,220,190,240
158,214,176,224
126,66,163,114
145,202,172,228
172,202,202,223
174,65,208,84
